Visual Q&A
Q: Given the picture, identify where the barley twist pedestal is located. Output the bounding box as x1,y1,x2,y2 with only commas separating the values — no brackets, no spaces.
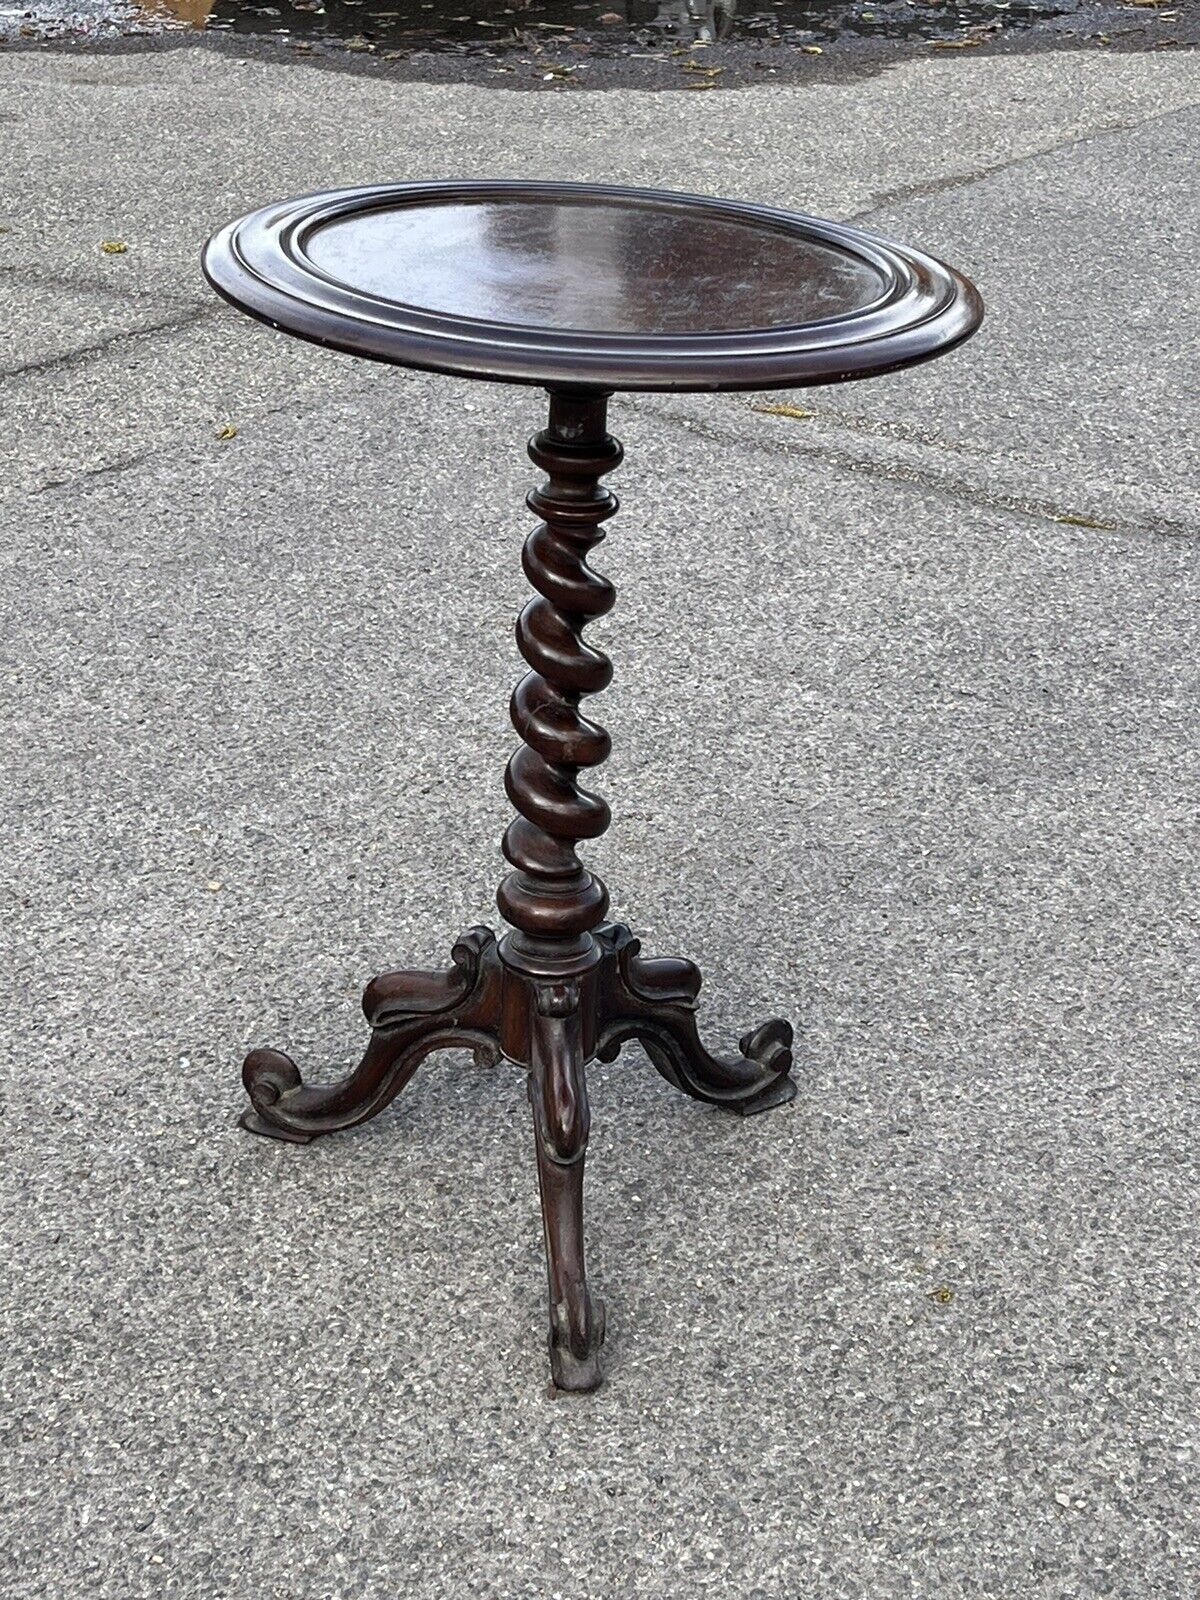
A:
203,181,982,1391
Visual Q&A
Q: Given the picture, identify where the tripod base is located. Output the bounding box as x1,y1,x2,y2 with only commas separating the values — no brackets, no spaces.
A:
240,922,795,1391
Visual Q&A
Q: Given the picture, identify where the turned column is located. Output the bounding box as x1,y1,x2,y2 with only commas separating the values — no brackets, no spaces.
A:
497,389,622,979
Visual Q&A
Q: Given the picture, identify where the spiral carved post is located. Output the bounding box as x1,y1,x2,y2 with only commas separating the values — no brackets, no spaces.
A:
497,389,620,974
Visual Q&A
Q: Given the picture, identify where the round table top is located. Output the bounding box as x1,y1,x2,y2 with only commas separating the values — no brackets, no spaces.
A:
202,180,982,393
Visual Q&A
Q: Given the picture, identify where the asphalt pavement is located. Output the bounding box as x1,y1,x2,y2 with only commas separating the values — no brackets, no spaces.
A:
1,37,1198,1600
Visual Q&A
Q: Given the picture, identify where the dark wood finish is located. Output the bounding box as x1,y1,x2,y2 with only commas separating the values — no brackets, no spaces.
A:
202,180,982,393
207,182,983,1390
238,394,797,1389
240,927,503,1144
528,977,603,1391
496,391,619,968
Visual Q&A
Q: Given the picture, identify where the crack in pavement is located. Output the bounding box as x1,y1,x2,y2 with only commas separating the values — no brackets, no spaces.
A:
749,403,997,462
0,261,203,311
19,380,1196,538
22,394,348,498
31,448,158,495
629,397,1199,543
847,97,1200,221
1,304,215,383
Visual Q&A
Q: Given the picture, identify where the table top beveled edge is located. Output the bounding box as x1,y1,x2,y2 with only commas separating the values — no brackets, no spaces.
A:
201,178,984,394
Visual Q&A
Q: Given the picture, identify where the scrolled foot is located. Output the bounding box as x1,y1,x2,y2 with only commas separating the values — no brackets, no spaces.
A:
730,1019,798,1115
594,924,796,1115
239,928,503,1142
240,1049,314,1143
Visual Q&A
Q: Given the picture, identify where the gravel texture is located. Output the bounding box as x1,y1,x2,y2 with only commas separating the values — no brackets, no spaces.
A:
1,41,1198,1600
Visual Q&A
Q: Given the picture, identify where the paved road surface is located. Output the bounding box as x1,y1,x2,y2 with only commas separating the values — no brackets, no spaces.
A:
1,38,1198,1600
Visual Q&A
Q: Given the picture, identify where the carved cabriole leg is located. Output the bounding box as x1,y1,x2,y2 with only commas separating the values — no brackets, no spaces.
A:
241,927,503,1143
528,980,604,1391
593,925,796,1116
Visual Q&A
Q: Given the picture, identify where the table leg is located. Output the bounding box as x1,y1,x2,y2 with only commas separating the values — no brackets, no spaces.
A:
237,386,794,1392
497,390,793,1390
528,979,604,1391
594,924,796,1116
240,926,503,1142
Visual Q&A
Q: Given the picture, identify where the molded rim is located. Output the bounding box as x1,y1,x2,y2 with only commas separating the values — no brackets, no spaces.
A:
201,180,983,392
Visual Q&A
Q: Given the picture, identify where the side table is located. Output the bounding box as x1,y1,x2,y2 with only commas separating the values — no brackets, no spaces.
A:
203,181,982,1390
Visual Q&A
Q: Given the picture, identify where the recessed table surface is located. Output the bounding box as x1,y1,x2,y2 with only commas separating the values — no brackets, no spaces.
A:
202,179,982,391
202,180,982,1394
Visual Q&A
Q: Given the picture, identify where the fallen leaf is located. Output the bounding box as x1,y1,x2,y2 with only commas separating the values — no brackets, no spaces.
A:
597,9,620,19
801,43,823,53
927,1285,954,1304
205,880,224,892
215,423,238,440
100,239,128,254
1053,512,1113,529
751,402,816,420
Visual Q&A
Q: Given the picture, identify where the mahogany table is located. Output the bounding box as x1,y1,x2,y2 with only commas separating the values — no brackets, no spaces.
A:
203,181,982,1391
